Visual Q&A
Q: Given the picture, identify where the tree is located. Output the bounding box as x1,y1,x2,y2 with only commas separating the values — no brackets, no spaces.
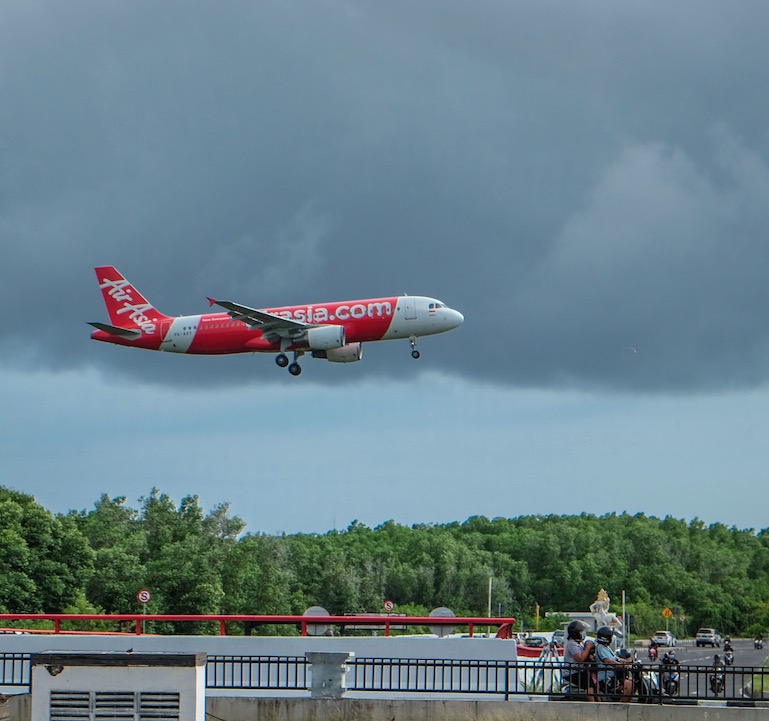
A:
0,487,93,612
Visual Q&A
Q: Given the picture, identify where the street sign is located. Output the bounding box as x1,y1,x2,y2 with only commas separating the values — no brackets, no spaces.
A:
428,607,456,637
662,607,672,619
383,600,394,612
137,589,151,604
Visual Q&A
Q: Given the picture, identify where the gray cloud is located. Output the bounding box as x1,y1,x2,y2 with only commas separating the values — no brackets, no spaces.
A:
2,0,768,391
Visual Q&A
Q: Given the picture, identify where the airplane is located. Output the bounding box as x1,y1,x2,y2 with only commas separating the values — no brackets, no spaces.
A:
88,266,464,376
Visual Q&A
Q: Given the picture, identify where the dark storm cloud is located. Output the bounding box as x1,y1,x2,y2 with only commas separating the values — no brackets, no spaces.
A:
2,0,768,390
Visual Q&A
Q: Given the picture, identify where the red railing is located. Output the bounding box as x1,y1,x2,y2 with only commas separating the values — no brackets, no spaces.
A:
0,613,516,637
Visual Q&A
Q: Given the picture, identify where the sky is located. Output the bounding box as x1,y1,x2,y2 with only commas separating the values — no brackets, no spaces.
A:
2,0,769,535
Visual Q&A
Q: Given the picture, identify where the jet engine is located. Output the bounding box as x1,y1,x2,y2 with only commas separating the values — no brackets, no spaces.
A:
304,325,345,350
312,343,363,363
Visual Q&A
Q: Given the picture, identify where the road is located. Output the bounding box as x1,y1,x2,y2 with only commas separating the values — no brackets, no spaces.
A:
640,639,767,667
636,639,768,699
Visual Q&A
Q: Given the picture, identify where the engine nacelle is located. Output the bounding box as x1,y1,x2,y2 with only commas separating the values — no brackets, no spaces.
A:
312,343,363,363
304,325,345,350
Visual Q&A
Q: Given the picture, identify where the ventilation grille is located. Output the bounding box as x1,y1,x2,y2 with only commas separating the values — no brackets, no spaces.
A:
50,691,181,721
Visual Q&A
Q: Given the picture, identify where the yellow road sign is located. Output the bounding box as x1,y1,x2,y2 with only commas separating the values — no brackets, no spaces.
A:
662,607,673,619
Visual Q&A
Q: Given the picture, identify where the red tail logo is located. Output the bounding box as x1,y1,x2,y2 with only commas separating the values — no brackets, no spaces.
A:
95,266,168,334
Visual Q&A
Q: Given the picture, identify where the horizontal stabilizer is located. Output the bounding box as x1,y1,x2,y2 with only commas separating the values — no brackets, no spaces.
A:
88,322,142,339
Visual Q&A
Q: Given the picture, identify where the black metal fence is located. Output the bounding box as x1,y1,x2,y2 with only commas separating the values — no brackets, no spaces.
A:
207,655,309,691
348,657,515,698
3,653,768,704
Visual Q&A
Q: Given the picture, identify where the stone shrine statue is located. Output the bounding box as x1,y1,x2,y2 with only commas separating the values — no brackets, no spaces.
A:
590,588,623,631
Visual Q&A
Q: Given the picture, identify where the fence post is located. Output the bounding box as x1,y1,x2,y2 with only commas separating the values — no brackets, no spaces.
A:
305,652,354,699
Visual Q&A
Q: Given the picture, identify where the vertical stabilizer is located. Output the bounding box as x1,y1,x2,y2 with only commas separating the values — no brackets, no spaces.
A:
94,266,170,334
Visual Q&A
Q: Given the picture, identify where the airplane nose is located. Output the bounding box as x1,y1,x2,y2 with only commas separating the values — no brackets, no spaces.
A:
449,309,464,329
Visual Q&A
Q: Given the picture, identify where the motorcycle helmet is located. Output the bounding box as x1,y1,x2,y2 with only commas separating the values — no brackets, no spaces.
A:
596,626,615,645
567,620,589,641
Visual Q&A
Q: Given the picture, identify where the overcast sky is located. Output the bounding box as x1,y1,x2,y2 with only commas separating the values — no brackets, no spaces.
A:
2,0,769,535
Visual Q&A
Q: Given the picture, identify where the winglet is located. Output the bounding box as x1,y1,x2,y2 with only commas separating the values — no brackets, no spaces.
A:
206,297,217,307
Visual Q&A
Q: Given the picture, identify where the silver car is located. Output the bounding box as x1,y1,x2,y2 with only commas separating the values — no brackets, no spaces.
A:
695,628,722,647
652,630,677,646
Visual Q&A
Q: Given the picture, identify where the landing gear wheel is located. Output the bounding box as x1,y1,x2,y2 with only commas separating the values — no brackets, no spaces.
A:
288,362,302,376
276,353,289,368
409,335,420,359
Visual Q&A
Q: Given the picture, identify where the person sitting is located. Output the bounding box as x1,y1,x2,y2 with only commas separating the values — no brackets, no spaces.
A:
562,620,598,701
594,626,633,702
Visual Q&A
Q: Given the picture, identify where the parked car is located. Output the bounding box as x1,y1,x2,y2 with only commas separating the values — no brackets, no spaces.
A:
696,628,722,647
523,635,548,648
551,629,565,647
652,630,677,646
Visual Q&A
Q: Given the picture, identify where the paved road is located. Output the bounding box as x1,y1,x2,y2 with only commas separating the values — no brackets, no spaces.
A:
636,640,768,699
639,639,768,667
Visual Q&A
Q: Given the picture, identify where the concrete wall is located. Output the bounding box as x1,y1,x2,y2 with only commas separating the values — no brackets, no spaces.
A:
207,697,768,721
4,694,768,721
1,694,29,721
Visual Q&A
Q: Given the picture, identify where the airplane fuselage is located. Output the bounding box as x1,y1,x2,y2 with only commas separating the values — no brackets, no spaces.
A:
91,296,461,354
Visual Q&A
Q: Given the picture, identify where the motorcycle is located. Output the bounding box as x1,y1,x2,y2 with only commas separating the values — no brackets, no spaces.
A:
724,648,734,666
648,644,658,661
635,663,662,703
661,666,680,696
597,650,659,703
710,663,725,695
755,638,764,650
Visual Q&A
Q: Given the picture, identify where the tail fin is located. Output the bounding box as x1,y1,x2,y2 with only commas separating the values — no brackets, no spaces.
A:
94,266,170,334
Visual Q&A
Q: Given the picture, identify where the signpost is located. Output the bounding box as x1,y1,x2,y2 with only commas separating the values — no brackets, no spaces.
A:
138,589,151,634
662,606,672,632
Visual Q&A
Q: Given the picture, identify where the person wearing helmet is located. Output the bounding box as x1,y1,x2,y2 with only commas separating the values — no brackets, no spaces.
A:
563,620,597,701
594,625,633,702
661,650,680,670
660,650,680,696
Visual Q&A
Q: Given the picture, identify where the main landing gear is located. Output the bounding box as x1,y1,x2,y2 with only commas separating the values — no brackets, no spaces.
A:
276,352,303,376
410,335,420,359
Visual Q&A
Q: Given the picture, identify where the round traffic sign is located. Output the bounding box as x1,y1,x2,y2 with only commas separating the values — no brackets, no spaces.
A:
383,600,395,612
137,589,151,604
428,607,456,637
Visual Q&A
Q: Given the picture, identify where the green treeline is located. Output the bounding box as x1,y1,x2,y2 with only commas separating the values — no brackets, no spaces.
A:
1,486,768,638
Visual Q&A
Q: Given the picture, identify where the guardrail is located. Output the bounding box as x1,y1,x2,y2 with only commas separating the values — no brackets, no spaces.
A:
4,653,767,703
0,613,514,637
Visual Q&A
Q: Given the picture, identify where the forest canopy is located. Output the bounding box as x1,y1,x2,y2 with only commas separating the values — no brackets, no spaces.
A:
1,486,768,638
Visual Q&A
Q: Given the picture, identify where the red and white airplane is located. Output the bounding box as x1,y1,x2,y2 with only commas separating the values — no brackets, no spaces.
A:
89,266,464,375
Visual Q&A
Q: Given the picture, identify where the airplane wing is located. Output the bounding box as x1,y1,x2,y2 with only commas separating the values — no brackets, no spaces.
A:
207,298,309,343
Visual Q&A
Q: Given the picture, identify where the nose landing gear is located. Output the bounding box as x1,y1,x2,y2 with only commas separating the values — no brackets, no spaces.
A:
410,335,420,359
